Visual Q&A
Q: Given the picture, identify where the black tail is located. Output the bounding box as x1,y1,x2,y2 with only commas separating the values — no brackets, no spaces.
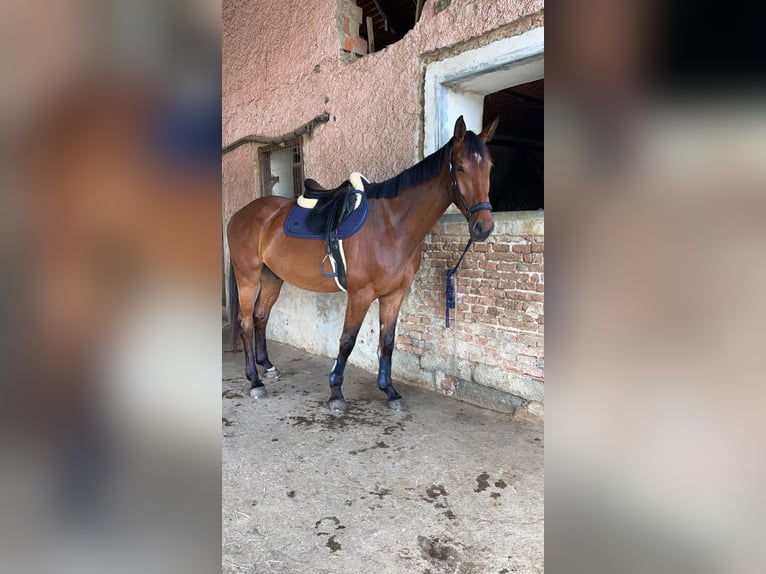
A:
228,260,240,352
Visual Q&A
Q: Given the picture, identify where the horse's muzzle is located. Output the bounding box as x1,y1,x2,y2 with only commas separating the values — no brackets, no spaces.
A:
470,214,494,241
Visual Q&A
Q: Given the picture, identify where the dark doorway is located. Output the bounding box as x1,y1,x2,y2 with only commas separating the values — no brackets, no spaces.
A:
483,78,544,212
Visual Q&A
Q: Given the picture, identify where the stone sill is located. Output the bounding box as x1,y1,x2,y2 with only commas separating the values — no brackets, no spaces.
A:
436,209,544,236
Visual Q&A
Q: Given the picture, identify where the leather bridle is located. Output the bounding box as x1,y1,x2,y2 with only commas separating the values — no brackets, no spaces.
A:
444,156,493,327
449,160,493,219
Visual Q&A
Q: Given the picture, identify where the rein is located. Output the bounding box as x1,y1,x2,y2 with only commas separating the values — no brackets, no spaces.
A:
444,160,492,328
445,238,473,328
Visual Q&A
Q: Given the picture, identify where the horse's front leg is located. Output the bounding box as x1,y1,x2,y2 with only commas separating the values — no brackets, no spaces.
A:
328,292,373,412
377,290,407,411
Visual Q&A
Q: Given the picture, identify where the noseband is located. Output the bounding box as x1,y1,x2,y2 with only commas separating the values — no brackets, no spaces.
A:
449,161,493,218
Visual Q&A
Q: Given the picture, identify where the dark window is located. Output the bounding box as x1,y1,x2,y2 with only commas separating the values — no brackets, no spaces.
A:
483,79,544,212
339,1,423,59
357,0,422,52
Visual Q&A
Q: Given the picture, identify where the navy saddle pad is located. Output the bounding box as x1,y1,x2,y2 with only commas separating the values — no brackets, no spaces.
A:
284,194,369,240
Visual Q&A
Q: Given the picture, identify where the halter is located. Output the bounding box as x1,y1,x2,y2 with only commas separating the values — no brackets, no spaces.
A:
449,161,493,218
445,159,492,327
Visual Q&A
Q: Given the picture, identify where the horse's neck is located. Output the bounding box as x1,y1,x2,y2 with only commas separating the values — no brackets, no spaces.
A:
378,170,453,250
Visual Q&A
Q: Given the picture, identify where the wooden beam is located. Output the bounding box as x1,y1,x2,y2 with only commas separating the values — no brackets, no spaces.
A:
506,89,544,106
222,112,330,155
366,16,376,52
371,0,389,31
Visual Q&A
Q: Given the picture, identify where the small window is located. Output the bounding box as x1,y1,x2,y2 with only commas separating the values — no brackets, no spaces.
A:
258,138,304,198
483,79,544,212
357,0,422,52
338,0,422,60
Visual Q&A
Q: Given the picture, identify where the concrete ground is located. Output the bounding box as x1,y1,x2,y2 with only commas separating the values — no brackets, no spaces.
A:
222,339,544,574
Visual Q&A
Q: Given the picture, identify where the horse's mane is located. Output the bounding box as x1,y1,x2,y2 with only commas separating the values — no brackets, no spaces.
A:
364,132,488,199
362,144,447,199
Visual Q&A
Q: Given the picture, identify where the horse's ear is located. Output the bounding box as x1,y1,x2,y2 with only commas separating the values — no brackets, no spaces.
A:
453,115,466,143
480,116,500,143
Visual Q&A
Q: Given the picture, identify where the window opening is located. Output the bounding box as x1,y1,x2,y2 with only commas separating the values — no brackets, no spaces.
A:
258,138,304,198
338,0,421,59
483,79,544,212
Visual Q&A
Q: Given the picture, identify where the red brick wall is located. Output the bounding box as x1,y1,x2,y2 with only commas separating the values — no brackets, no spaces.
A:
393,212,544,416
337,0,367,58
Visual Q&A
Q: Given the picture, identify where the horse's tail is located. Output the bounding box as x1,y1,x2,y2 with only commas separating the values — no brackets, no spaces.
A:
228,260,241,352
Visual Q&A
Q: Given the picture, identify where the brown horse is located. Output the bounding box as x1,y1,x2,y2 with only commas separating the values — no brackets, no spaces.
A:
227,115,498,412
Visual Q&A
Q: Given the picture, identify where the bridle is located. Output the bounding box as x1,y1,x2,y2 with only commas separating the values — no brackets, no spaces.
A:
445,155,493,328
449,160,493,219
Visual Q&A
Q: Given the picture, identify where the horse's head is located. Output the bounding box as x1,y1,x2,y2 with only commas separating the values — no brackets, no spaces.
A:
450,115,499,242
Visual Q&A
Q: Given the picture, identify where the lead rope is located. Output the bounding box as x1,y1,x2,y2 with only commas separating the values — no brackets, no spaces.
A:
445,238,474,328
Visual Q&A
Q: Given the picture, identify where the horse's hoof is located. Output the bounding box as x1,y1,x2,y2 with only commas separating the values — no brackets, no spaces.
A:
264,367,281,381
388,398,408,412
328,399,348,413
250,386,267,399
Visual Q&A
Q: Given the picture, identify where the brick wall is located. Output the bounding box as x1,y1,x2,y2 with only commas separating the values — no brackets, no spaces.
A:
393,212,544,417
336,0,367,59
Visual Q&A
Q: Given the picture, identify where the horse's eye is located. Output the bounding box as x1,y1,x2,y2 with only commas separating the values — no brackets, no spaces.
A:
457,165,465,172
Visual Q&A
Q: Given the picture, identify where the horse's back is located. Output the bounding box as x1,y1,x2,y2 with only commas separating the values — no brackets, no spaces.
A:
228,195,291,240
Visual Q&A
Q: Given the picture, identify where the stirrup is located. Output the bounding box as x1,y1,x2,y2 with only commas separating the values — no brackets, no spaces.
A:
320,254,337,278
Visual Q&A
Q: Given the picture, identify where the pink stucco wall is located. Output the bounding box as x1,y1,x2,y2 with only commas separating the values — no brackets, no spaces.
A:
223,0,544,190
222,144,254,222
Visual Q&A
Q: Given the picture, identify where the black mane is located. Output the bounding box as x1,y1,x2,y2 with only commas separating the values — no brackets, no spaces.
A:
364,132,488,199
364,144,449,199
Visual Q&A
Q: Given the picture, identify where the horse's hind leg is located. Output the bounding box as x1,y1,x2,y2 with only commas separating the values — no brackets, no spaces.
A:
327,291,374,412
236,272,266,398
378,290,407,411
254,265,283,380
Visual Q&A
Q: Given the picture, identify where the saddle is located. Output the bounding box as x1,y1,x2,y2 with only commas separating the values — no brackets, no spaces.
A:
284,172,369,292
301,180,360,236
302,178,354,200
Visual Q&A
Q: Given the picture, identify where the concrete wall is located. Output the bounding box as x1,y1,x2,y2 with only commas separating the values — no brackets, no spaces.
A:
223,0,545,415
